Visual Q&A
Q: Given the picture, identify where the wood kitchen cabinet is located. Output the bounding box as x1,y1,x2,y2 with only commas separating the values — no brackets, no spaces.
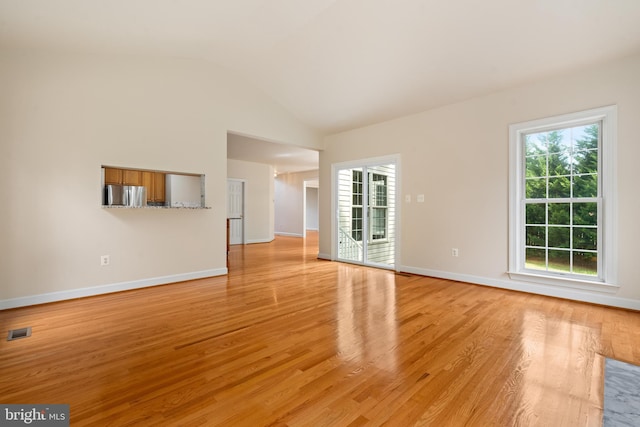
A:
104,167,141,185
142,171,166,203
104,167,123,185
122,170,143,186
153,173,166,203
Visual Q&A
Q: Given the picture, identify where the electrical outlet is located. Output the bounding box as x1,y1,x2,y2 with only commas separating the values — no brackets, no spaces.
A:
100,255,110,266
451,248,459,257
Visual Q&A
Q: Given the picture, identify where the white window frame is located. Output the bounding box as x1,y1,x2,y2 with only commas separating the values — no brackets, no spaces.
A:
508,106,618,293
351,170,363,242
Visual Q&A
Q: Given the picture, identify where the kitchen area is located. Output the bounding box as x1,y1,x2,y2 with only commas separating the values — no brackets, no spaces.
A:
102,166,207,209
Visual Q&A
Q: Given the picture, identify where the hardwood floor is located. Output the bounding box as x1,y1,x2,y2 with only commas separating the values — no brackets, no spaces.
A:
1,232,639,426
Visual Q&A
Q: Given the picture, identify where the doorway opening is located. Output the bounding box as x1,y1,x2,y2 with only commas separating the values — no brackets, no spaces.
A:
304,179,319,238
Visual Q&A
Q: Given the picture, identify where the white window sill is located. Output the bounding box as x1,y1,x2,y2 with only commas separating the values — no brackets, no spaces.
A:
508,271,619,294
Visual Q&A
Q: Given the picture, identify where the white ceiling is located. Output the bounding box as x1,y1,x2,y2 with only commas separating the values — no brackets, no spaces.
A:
2,0,640,170
228,133,319,174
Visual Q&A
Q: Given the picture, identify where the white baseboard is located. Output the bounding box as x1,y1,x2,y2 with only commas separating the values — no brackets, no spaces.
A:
0,268,227,310
245,238,275,244
399,265,640,311
274,232,304,238
6,263,637,311
317,253,331,261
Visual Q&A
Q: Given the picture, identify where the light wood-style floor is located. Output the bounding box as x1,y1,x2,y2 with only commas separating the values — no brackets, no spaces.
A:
2,232,639,426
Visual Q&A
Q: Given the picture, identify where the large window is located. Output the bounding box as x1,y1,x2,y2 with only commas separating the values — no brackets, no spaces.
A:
509,106,617,290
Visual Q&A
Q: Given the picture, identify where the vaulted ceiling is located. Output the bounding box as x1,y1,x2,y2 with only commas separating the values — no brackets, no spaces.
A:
3,1,640,136
3,1,640,175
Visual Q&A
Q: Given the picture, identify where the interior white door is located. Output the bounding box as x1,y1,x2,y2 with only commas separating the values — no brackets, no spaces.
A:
227,180,244,245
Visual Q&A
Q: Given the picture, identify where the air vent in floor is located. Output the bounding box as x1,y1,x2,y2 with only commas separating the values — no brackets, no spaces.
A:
7,327,32,341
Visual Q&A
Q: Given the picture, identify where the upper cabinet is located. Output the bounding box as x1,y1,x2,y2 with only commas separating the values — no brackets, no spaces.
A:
105,167,143,185
123,169,143,186
142,171,166,204
104,167,123,185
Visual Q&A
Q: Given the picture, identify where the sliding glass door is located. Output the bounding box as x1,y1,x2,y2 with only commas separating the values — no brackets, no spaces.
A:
335,160,396,268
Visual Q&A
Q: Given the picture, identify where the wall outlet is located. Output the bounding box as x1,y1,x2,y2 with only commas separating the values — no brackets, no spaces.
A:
100,255,110,266
451,248,459,257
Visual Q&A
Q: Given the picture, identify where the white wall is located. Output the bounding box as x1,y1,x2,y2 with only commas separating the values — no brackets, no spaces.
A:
306,187,319,231
320,53,640,309
0,48,320,308
274,170,319,237
227,159,275,244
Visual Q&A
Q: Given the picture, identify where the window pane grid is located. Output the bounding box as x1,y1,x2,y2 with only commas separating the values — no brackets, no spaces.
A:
352,207,362,241
369,173,388,241
352,170,363,206
522,122,600,277
352,170,363,241
371,207,387,240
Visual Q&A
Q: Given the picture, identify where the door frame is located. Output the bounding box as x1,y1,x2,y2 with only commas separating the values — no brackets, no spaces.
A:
331,154,401,270
227,178,246,245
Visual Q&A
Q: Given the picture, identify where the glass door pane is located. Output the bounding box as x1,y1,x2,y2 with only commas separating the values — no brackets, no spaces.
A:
337,167,363,262
366,164,395,267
